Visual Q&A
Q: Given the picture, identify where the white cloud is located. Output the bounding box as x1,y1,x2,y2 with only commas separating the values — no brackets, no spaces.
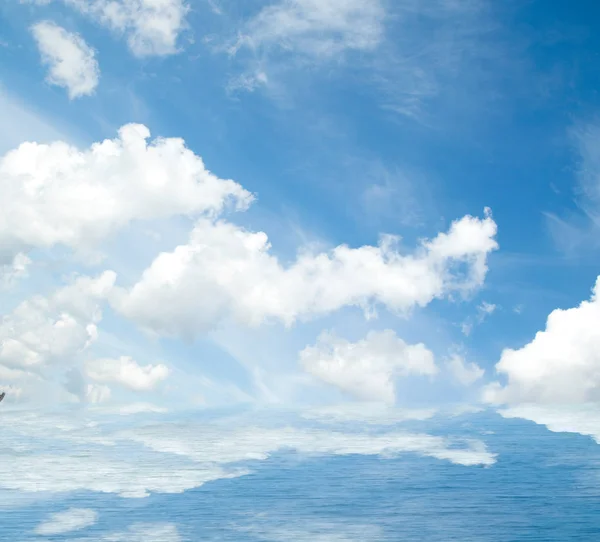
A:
0,253,31,289
571,122,600,210
479,301,497,316
0,271,115,373
485,276,600,405
64,0,189,56
85,356,169,391
31,21,99,99
86,383,112,403
445,353,484,386
65,367,113,404
461,300,497,336
236,0,386,59
546,121,600,251
300,330,437,403
35,507,98,535
113,210,497,338
0,123,252,264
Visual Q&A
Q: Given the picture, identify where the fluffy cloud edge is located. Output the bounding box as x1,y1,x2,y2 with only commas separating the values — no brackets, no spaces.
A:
31,21,99,99
300,329,437,404
112,209,497,338
484,275,600,405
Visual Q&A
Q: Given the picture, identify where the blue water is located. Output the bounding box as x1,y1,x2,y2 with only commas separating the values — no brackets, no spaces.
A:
3,411,600,541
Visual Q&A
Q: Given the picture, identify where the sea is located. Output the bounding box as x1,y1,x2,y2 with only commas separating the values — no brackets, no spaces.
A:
2,407,600,541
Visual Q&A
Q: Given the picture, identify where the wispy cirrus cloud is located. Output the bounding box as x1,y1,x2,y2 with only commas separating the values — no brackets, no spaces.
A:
217,0,512,122
546,120,600,254
231,0,386,59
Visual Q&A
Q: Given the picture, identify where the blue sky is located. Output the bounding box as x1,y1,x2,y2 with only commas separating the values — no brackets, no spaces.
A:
3,0,600,539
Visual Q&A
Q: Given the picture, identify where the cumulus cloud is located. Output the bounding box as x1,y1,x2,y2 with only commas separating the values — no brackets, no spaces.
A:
235,0,386,59
446,354,484,386
35,507,98,535
0,271,115,403
0,123,252,264
300,330,437,404
31,21,99,99
85,356,169,391
113,210,497,338
485,276,600,405
63,0,189,56
0,271,114,372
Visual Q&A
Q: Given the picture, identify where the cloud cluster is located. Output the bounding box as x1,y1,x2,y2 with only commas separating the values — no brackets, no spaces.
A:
0,271,114,373
445,354,484,387
28,0,189,56
0,124,499,409
84,356,169,391
31,21,99,99
0,269,172,403
300,329,437,404
69,0,189,56
485,276,600,405
0,271,117,404
113,210,497,337
0,123,251,264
